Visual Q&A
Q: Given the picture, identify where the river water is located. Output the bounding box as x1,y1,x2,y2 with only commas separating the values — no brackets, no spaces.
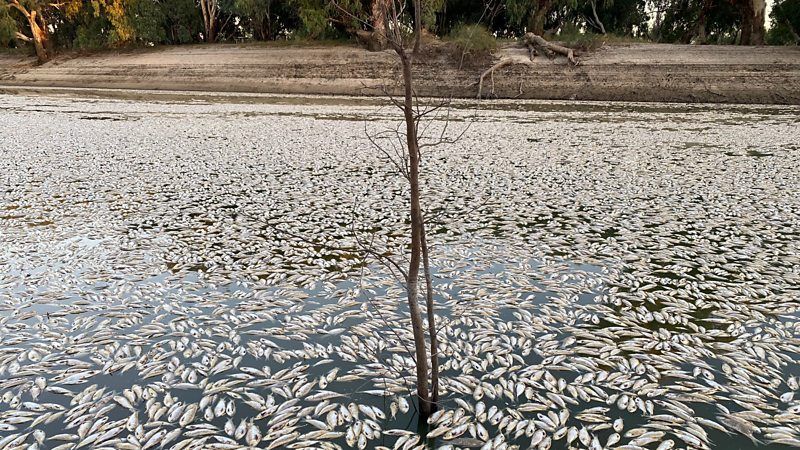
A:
0,92,799,450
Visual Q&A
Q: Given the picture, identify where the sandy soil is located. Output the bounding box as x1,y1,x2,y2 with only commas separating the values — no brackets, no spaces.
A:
1,42,799,104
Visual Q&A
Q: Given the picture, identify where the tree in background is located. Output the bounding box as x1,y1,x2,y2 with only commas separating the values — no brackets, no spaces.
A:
233,0,276,39
767,0,799,43
650,0,741,43
198,0,219,41
1,0,55,62
735,0,766,43
0,5,20,47
1,0,792,57
63,0,139,47
561,0,646,36
506,0,571,34
584,0,607,33
288,0,363,39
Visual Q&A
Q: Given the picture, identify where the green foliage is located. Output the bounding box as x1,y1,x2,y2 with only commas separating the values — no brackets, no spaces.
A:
420,0,445,31
128,0,167,43
557,23,648,49
447,23,496,53
568,0,648,36
73,15,111,48
557,21,600,48
651,0,740,43
285,0,361,39
767,0,800,44
161,0,202,43
297,6,327,38
232,0,269,38
0,6,17,47
3,0,793,53
504,0,531,31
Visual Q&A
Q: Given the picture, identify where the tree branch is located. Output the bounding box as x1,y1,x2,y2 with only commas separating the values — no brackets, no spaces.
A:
15,32,33,42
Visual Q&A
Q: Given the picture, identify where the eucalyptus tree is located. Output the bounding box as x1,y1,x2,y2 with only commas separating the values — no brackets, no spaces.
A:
768,0,799,43
1,0,52,62
735,0,766,44
198,0,219,41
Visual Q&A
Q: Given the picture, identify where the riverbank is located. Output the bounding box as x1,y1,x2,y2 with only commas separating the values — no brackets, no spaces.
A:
1,42,799,104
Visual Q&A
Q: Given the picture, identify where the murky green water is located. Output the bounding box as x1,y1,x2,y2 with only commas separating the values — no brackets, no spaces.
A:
0,93,799,450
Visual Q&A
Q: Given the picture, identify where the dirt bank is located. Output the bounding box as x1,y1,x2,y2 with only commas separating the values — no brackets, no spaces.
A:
1,42,799,104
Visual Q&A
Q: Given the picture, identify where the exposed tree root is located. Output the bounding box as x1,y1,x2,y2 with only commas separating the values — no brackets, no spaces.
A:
477,56,534,99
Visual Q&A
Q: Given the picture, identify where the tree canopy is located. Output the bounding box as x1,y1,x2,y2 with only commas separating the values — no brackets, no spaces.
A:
1,0,791,63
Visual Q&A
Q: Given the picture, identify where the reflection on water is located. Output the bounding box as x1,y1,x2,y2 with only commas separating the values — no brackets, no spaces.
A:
0,93,799,450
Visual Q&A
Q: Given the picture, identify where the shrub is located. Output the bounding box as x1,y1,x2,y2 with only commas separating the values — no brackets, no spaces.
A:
448,23,497,55
0,8,16,48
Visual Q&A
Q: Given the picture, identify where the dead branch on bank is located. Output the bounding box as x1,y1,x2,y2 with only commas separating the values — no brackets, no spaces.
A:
477,33,578,99
477,56,535,99
523,33,577,64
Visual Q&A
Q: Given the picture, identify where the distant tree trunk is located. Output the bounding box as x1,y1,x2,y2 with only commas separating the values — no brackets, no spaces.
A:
786,19,800,44
8,1,50,63
739,1,753,44
589,0,606,34
199,0,218,42
696,20,707,43
255,3,271,40
267,2,272,39
370,0,389,49
529,0,552,35
695,0,711,44
750,0,765,44
736,0,765,45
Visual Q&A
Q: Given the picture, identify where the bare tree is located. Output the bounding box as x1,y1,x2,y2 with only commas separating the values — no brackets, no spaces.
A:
357,0,459,417
384,0,436,416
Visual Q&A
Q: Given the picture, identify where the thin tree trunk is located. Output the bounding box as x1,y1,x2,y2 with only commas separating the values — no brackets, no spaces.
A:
589,0,606,34
399,50,432,418
739,0,753,44
786,19,800,44
266,1,271,39
370,0,388,49
420,224,439,409
200,0,208,39
695,0,708,44
413,0,422,52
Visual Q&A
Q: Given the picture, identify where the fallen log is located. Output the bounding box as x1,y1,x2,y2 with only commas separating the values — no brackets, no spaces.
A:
523,33,576,65
476,33,577,98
